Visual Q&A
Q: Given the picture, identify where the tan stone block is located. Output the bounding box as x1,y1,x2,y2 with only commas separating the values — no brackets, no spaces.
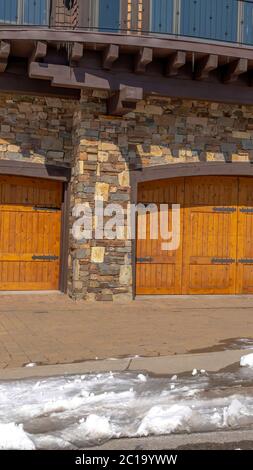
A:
7,145,20,152
145,105,163,115
73,280,83,290
98,151,108,162
80,139,98,147
232,153,249,162
150,145,163,157
119,265,132,286
79,152,88,160
78,161,84,175
73,259,80,281
101,142,118,151
91,247,105,263
118,170,130,187
232,131,252,139
206,152,216,161
95,182,109,201
113,293,133,302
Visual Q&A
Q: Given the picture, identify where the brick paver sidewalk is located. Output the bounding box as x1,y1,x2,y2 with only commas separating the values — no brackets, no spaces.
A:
0,294,253,368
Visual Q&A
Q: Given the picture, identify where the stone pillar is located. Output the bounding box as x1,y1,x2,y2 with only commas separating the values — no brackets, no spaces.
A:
69,90,132,301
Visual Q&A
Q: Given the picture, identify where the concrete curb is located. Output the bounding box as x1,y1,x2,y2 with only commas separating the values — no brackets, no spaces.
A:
0,348,252,381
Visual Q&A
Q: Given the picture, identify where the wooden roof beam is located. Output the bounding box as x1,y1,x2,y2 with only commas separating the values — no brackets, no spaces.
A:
0,40,10,73
194,54,218,80
107,86,143,116
166,51,186,76
103,44,119,70
223,58,248,83
135,47,153,74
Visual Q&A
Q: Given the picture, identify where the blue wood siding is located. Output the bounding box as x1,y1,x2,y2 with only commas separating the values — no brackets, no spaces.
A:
0,0,18,23
0,0,48,25
151,0,174,34
98,0,120,32
180,0,238,43
243,0,253,45
24,0,49,25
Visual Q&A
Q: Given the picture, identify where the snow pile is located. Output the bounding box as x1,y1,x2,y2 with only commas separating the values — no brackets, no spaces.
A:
137,374,147,382
0,423,35,450
240,353,253,367
78,415,114,440
1,367,253,449
137,405,193,437
223,399,252,428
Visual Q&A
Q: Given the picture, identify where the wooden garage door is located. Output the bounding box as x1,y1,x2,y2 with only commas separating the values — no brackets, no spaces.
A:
0,175,62,291
136,179,184,294
136,176,253,295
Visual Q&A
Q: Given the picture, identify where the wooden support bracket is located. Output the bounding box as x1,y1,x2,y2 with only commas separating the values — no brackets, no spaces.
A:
223,58,248,83
0,41,10,73
135,47,153,74
166,51,186,76
103,44,119,69
107,86,143,115
194,54,218,80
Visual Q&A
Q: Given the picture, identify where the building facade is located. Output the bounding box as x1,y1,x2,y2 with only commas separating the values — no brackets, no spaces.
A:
1,0,253,300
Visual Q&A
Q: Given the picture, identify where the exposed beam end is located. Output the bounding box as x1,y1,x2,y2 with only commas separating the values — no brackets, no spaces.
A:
107,86,143,116
70,42,84,63
195,54,218,80
0,41,10,73
166,51,186,76
135,47,153,74
103,44,119,70
223,58,248,83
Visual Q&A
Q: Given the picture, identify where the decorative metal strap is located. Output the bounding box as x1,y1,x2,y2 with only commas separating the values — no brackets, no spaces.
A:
32,255,59,261
136,257,153,263
212,207,236,213
33,206,60,212
211,258,235,264
240,208,253,213
238,259,253,264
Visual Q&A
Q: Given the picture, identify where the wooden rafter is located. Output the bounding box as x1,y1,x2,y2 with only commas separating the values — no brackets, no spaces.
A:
135,47,153,74
166,51,186,76
223,58,248,83
0,40,10,73
194,54,218,80
70,42,83,63
103,44,119,70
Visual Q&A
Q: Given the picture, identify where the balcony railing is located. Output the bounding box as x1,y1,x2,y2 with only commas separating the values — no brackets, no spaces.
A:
0,1,253,48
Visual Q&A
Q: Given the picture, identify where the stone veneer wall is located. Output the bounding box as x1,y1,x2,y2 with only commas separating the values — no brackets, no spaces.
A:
1,92,253,300
0,94,75,165
69,91,253,301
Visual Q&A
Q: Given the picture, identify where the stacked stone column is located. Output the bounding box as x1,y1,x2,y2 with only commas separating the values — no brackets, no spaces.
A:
69,90,132,301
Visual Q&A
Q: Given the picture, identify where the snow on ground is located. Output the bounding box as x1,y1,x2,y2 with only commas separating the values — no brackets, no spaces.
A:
240,353,253,367
0,423,35,450
1,366,253,449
